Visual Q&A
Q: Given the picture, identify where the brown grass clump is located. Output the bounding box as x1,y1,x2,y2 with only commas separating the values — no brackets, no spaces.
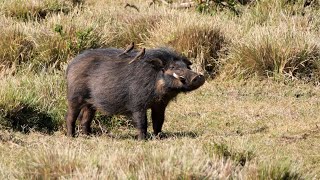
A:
0,8,104,70
1,0,73,21
167,26,226,77
222,25,320,81
256,163,302,180
22,144,82,179
31,13,102,69
0,17,34,70
105,13,165,48
239,0,312,25
146,13,228,76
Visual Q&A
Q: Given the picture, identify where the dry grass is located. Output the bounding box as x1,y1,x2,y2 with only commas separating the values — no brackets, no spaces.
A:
1,0,319,79
1,0,320,179
1,79,319,178
1,0,73,21
223,25,320,81
0,17,33,70
145,12,229,76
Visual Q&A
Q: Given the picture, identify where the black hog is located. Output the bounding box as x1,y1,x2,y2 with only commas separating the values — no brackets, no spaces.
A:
66,46,205,139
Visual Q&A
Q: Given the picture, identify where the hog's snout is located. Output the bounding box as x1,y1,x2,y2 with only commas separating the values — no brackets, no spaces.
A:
192,74,205,86
189,74,205,90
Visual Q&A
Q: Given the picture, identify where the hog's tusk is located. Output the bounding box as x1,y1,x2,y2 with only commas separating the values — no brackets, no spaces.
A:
173,73,179,79
179,76,186,81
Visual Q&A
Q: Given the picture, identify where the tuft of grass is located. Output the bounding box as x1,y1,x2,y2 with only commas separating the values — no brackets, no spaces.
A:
32,23,101,70
0,7,104,70
167,26,226,77
146,13,229,76
0,17,34,70
257,163,302,180
203,142,254,166
222,25,320,81
195,0,241,16
106,13,165,48
21,144,82,179
1,0,73,21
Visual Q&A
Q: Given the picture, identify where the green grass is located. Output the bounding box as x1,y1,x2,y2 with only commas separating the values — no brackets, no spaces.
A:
1,0,320,179
0,72,66,132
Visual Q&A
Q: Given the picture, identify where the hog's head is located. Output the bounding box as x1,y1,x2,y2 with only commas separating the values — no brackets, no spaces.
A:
146,49,205,94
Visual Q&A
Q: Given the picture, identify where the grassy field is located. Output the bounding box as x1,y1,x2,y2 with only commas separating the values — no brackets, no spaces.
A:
1,0,320,179
1,80,320,179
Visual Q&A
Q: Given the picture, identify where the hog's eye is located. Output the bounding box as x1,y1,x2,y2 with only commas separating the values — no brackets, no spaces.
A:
169,66,175,70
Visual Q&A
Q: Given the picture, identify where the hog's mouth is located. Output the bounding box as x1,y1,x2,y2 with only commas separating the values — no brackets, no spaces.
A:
173,73,186,84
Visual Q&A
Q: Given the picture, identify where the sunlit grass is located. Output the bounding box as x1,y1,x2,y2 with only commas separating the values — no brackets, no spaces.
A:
1,0,320,178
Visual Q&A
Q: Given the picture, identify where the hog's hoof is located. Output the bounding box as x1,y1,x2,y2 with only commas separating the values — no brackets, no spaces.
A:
138,133,147,141
154,132,167,139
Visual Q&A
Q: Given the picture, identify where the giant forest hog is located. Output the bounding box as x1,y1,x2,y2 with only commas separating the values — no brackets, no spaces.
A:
66,45,205,139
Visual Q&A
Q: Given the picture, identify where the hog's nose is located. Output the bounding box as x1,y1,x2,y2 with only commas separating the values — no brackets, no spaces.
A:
191,74,205,87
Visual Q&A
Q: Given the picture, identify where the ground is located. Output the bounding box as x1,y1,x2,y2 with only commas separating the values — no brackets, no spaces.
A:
1,80,319,179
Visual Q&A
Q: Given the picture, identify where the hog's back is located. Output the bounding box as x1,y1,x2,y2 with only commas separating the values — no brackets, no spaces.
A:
67,48,156,115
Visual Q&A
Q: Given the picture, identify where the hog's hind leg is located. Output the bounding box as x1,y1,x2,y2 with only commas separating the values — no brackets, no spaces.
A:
66,100,82,137
132,111,148,140
80,105,96,135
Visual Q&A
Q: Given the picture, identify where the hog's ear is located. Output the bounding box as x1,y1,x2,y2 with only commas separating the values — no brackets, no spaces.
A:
146,58,164,69
182,58,192,66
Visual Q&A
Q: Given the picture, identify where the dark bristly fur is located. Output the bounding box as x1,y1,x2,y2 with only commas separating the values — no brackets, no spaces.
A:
66,47,205,140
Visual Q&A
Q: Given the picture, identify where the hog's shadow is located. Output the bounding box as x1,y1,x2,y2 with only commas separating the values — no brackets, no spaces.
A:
2,104,58,134
89,118,199,140
100,131,199,140
157,131,199,139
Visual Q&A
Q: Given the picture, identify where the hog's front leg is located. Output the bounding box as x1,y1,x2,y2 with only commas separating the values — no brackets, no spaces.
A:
151,103,166,136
